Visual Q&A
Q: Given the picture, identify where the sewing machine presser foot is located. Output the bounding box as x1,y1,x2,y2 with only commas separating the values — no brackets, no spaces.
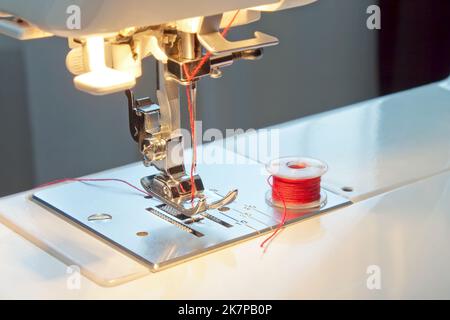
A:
141,174,238,217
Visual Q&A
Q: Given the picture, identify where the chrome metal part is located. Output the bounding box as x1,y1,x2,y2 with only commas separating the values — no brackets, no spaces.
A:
141,174,238,216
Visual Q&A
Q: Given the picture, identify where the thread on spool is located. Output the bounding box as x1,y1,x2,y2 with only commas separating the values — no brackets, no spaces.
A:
266,157,327,210
271,176,322,205
261,157,328,250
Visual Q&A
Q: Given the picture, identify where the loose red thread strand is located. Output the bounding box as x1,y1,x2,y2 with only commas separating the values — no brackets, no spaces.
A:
184,79,198,201
260,176,322,249
260,176,287,249
37,178,151,197
183,10,241,201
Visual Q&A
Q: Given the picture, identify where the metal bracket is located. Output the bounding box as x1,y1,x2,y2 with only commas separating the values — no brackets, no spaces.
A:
197,15,279,55
125,90,161,140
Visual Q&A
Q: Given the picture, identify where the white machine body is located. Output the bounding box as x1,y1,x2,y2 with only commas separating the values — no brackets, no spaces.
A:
0,0,315,37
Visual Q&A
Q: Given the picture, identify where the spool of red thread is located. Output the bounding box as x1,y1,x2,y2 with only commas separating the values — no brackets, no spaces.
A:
266,157,328,210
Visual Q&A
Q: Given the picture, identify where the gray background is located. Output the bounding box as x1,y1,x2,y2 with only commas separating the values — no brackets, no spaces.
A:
0,0,379,196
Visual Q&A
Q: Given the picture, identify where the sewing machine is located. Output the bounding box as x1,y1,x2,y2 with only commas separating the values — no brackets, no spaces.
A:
1,0,450,299
0,0,351,273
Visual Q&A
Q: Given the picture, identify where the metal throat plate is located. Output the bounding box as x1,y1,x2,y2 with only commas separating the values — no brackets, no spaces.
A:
32,181,351,272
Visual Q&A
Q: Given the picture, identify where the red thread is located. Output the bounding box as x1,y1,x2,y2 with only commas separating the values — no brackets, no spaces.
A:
272,176,322,204
37,178,151,197
183,10,241,201
260,175,287,249
182,78,198,201
260,176,322,250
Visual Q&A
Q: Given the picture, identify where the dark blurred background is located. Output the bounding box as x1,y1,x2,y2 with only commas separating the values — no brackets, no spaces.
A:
379,0,450,93
0,0,449,197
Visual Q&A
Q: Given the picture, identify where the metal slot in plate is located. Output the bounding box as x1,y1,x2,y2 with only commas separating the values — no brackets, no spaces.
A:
203,213,233,228
156,204,191,220
32,183,351,272
156,203,232,228
146,207,204,237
